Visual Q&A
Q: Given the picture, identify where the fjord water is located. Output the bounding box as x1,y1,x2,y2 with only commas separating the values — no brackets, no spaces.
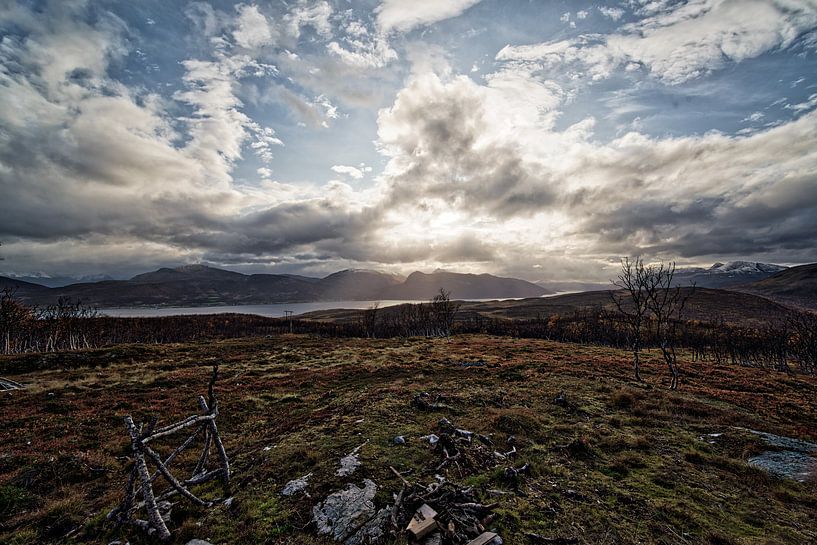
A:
99,300,417,318
98,294,573,318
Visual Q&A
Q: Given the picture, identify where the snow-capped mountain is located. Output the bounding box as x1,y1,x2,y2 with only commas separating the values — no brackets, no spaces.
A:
673,261,787,288
708,261,787,274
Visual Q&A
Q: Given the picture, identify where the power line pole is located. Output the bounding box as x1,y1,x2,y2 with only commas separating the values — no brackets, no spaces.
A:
283,310,293,334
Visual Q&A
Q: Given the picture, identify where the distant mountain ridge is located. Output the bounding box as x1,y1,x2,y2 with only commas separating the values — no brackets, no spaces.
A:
673,261,787,288
1,273,115,288
737,263,817,310
382,271,548,300
1,265,547,307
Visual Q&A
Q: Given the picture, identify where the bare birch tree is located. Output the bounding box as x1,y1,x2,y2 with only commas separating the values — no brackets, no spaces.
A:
644,262,693,389
610,257,650,382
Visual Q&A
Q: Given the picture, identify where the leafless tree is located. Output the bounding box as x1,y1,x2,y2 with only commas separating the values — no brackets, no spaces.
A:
644,261,693,390
610,257,651,382
431,288,460,339
0,287,33,354
787,311,817,375
361,302,380,338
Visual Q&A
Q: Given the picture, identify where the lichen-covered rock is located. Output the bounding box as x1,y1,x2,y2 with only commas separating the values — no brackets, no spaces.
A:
313,479,386,544
337,452,361,477
281,472,313,496
745,429,817,482
748,451,817,482
344,507,390,545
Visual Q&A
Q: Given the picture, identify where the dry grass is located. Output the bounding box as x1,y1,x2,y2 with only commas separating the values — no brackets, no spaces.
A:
1,334,816,544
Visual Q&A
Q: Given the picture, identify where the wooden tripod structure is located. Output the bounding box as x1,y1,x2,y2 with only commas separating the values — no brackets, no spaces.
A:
108,366,230,540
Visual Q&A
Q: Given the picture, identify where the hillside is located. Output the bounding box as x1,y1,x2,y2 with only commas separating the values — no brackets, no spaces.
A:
318,269,404,300
1,266,547,307
737,263,817,310
302,287,796,328
381,271,549,299
1,336,816,544
672,261,787,288
0,276,50,295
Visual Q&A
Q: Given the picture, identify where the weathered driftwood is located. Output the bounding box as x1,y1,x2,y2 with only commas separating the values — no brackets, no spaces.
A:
0,377,24,391
466,532,499,545
108,365,229,540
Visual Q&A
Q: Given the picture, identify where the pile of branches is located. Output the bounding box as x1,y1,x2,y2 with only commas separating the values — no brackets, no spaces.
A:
392,477,498,543
387,417,528,544
432,418,507,478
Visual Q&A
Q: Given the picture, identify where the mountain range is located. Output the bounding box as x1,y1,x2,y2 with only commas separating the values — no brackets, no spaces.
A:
672,261,788,288
1,260,813,310
0,265,549,307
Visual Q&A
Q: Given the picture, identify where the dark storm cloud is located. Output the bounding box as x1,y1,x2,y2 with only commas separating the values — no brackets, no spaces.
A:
378,74,558,219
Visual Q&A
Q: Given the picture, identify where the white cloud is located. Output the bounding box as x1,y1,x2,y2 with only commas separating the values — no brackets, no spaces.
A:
284,1,333,39
500,0,817,85
233,4,276,49
331,165,369,179
742,111,765,123
598,6,625,21
376,0,483,33
576,10,589,20
372,62,817,271
786,92,817,113
327,30,398,68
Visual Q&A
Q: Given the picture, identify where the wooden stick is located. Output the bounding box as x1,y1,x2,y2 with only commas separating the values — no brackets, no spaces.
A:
141,444,211,507
198,396,230,492
142,415,215,443
389,465,412,487
192,426,212,478
125,416,171,540
184,468,222,486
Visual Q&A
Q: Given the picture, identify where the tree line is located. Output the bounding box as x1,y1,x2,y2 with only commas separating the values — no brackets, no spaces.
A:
2,279,816,381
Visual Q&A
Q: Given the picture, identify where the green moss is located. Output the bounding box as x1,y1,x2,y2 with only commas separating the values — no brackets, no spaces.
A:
0,484,35,517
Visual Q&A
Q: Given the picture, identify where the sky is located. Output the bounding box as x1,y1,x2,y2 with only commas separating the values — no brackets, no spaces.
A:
1,0,817,282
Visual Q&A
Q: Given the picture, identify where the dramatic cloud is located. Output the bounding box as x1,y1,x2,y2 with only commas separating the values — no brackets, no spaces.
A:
373,65,817,272
499,0,817,84
376,0,483,33
1,1,816,281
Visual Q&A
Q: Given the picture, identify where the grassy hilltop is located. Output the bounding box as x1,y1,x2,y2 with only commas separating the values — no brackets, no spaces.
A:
1,335,816,544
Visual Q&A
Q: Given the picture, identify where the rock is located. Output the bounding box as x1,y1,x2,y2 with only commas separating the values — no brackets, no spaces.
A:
185,540,214,545
748,429,817,453
394,435,406,445
345,507,390,545
421,433,440,445
744,429,817,482
337,443,366,477
281,473,313,496
748,451,817,482
313,479,387,544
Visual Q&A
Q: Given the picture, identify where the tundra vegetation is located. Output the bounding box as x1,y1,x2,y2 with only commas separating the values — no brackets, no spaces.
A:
1,261,817,544
1,336,817,544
